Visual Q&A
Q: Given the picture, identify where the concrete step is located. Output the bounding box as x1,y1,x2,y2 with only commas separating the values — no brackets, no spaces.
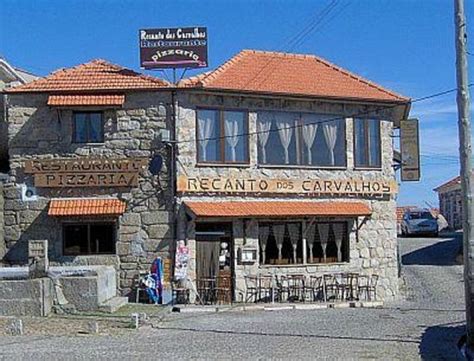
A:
99,296,128,313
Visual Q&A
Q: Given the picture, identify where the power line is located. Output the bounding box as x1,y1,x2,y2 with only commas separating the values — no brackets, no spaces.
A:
175,83,474,146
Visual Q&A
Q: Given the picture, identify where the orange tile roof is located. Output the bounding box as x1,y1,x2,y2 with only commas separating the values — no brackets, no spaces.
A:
47,94,125,106
180,50,409,102
185,201,371,218
8,59,168,93
48,198,126,216
433,175,461,192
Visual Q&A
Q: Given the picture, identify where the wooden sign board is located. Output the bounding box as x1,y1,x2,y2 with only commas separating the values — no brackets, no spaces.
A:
400,119,421,182
25,158,147,188
177,176,397,196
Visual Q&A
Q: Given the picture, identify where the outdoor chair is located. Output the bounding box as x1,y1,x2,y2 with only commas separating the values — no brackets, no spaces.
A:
133,271,150,303
171,279,190,305
276,275,290,302
197,278,217,305
359,274,379,301
215,273,232,304
287,274,305,302
244,275,259,303
259,274,275,302
305,275,324,302
323,274,339,302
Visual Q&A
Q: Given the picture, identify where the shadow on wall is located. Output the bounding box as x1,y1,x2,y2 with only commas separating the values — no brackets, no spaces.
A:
419,323,465,360
4,208,59,264
402,237,462,266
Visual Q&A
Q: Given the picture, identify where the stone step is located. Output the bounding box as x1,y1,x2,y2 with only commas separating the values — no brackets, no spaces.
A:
99,296,128,313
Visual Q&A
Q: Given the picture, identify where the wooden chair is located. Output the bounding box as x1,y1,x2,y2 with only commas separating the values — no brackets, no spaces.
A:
359,274,379,301
323,274,339,302
305,275,324,302
215,270,232,304
134,271,150,303
287,274,305,302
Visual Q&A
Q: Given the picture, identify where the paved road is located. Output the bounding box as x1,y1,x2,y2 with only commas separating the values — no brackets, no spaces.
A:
0,235,466,360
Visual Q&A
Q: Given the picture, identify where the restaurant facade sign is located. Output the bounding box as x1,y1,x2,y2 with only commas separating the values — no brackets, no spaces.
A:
139,27,208,69
400,119,421,182
25,158,148,188
177,176,397,197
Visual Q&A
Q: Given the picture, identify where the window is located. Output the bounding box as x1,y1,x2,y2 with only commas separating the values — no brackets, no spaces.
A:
196,109,248,164
354,118,381,168
257,111,346,167
259,221,349,265
73,112,104,143
63,222,115,255
259,222,303,265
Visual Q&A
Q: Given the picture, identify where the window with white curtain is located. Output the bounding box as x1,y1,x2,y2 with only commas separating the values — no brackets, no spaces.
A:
196,109,248,164
354,118,381,168
258,221,349,265
257,111,346,167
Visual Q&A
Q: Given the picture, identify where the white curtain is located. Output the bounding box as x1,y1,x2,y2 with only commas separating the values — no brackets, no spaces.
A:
198,115,214,161
272,224,285,261
224,115,240,162
257,117,272,163
288,223,300,264
276,117,293,164
332,223,344,262
259,226,270,265
318,223,329,263
323,122,338,165
302,122,318,165
305,223,316,263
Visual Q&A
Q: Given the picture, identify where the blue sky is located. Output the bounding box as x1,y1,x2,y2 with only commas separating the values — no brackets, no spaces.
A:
0,0,472,207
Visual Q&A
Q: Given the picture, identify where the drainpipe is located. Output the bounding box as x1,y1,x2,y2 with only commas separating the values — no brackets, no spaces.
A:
170,89,178,275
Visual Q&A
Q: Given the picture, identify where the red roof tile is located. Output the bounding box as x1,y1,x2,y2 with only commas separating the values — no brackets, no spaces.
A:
8,59,168,93
48,198,126,216
185,201,371,218
47,94,125,106
180,50,409,102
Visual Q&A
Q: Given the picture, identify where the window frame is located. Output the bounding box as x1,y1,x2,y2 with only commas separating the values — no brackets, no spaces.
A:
258,219,350,267
62,221,116,256
353,118,382,170
72,111,105,144
256,112,348,169
195,107,250,166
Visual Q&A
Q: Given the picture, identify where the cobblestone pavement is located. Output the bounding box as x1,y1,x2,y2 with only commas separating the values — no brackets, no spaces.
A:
0,235,466,360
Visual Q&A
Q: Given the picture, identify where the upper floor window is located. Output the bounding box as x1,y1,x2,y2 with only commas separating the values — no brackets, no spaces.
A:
257,111,346,167
73,112,104,143
196,109,248,164
354,118,381,168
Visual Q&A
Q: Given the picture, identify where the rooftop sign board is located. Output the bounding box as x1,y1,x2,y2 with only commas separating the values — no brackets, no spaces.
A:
139,27,208,69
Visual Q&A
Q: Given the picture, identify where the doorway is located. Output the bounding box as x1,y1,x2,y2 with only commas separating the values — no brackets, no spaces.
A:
195,222,233,304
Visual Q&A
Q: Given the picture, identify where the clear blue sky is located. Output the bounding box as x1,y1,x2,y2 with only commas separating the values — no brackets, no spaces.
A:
1,0,473,207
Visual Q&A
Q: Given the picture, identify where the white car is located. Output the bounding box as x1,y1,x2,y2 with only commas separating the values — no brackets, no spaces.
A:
401,209,438,237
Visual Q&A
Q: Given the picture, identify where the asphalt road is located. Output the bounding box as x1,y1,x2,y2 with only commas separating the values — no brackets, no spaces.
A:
0,235,466,360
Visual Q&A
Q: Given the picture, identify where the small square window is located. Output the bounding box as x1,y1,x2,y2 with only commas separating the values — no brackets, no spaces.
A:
63,222,116,255
73,112,104,143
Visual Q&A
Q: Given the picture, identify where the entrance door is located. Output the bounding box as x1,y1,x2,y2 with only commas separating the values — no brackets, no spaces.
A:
195,222,233,304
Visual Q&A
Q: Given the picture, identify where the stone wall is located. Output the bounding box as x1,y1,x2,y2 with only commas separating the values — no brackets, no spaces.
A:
175,91,400,301
0,182,4,261
4,91,175,297
0,94,8,171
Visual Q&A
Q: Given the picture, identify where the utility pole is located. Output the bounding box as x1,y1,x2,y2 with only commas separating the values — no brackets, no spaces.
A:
455,0,474,350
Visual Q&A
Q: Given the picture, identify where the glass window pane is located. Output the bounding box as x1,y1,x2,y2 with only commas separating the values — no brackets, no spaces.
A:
224,111,247,162
74,113,88,143
259,111,297,165
90,224,115,254
89,113,103,142
354,119,367,167
368,119,381,167
197,110,220,162
64,224,88,255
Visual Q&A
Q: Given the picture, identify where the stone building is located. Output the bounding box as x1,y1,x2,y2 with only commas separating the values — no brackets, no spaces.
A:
0,58,38,172
434,175,465,230
2,60,175,297
2,50,411,302
175,50,411,302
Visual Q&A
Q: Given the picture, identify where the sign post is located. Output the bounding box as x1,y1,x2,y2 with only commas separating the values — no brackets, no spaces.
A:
400,118,421,182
